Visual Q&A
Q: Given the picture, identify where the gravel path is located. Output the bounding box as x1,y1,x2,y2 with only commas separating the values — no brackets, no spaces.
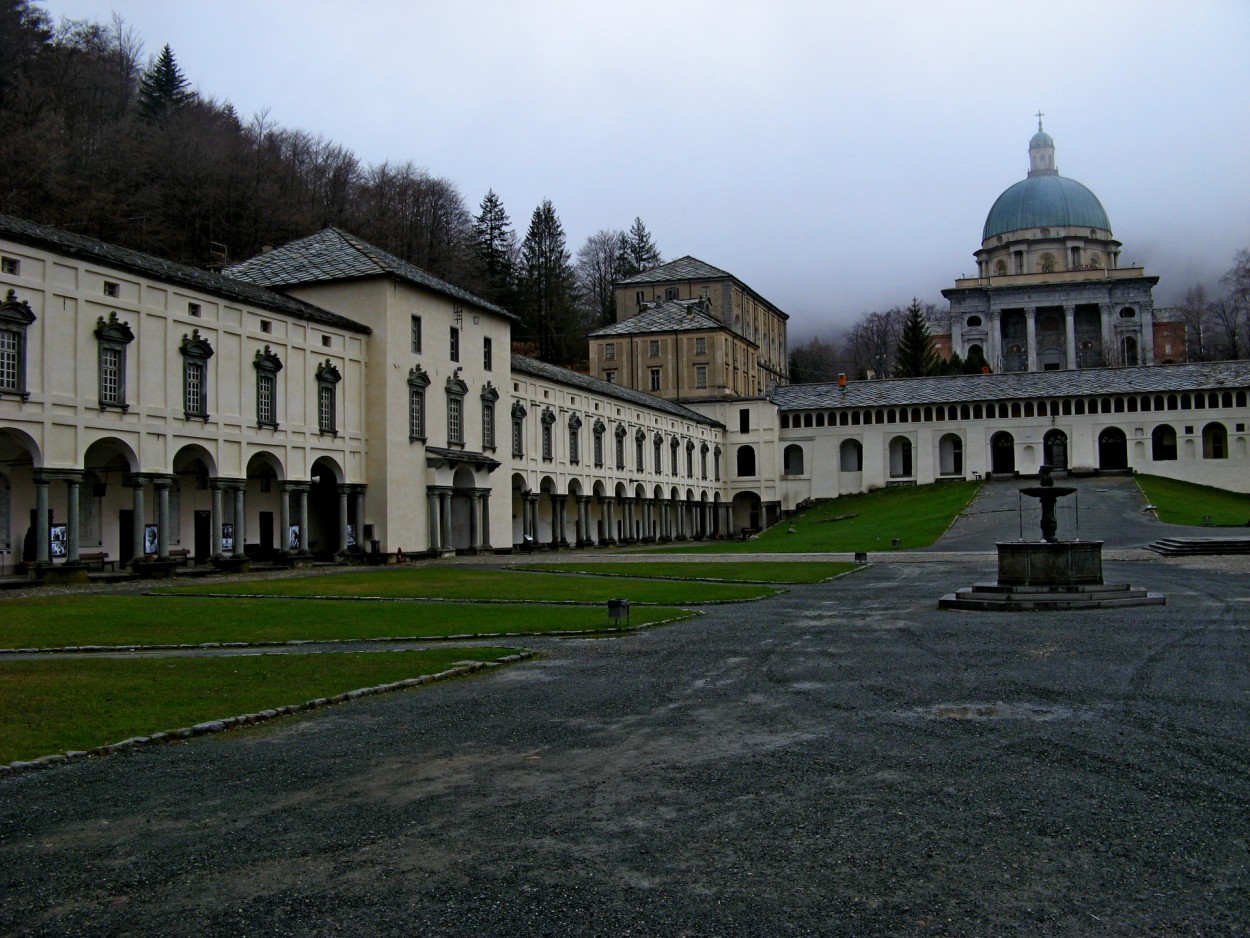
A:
2,549,1249,935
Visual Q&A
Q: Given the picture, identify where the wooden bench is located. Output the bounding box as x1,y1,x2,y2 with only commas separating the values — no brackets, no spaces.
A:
80,551,115,571
168,548,192,566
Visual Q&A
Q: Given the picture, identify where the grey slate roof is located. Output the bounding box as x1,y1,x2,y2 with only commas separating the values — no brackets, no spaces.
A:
225,228,518,322
616,256,731,285
511,354,722,427
0,214,371,334
771,361,1250,411
588,300,739,339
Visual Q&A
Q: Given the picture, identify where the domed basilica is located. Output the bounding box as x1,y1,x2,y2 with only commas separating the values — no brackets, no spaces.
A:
941,120,1176,372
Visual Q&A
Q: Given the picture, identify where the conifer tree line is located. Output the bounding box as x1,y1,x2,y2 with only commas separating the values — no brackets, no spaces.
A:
0,1,665,367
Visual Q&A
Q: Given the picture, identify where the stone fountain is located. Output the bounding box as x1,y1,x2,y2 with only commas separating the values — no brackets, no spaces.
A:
940,466,1164,610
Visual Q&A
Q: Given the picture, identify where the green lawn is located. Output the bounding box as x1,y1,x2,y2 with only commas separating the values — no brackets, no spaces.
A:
161,567,778,604
0,648,519,764
1136,474,1250,526
635,481,981,553
0,595,694,650
511,561,861,583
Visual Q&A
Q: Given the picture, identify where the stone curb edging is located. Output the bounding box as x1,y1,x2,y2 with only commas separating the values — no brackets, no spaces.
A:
0,611,700,657
504,566,865,585
140,592,779,606
0,652,535,777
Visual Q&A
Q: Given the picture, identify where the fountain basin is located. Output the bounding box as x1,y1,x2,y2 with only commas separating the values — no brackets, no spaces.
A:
996,540,1103,586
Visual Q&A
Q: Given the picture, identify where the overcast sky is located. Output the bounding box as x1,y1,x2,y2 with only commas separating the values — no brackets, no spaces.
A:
39,0,1250,339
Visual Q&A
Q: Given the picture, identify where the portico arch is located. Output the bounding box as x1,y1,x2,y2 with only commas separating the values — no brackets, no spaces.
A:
990,431,1015,475
0,428,41,569
83,437,139,563
309,456,345,559
246,451,287,561
1097,427,1128,470
173,444,217,563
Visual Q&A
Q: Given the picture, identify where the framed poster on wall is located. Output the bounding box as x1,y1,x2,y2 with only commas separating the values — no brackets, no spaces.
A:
221,523,234,553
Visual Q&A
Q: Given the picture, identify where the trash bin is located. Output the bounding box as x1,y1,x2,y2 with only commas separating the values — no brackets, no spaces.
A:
607,598,630,625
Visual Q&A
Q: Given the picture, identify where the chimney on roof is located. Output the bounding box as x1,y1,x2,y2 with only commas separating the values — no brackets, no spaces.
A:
838,373,847,390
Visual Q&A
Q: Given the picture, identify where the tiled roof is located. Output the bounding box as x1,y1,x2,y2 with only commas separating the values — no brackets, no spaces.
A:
588,300,736,338
616,256,731,285
771,361,1250,411
225,228,518,322
0,214,371,334
510,354,722,427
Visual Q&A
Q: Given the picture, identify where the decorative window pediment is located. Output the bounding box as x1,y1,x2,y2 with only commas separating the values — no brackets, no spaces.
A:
615,424,627,439
316,360,342,385
255,345,283,374
512,400,527,419
541,407,556,426
593,418,606,434
94,310,134,345
0,289,36,328
446,373,468,397
408,364,430,389
481,380,499,403
568,413,583,430
180,329,214,361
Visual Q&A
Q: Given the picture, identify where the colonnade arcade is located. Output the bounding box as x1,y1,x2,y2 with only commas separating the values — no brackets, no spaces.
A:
0,431,359,571
959,302,1151,372
511,474,730,549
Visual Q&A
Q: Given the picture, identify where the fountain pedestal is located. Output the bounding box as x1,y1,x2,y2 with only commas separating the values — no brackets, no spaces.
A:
996,540,1103,586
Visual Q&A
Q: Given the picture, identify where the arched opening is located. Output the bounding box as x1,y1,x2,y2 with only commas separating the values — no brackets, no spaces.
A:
0,428,41,569
511,473,528,548
245,451,286,561
1042,429,1068,470
1098,427,1128,470
938,434,963,476
731,491,761,533
173,444,217,563
990,431,1015,475
888,436,913,478
782,444,804,475
1151,425,1177,461
839,439,863,472
1202,422,1228,459
308,456,344,560
450,466,477,551
736,445,756,478
82,437,139,564
1121,335,1139,366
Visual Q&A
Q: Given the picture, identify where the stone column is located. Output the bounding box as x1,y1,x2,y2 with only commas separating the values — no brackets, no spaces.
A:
578,496,593,547
130,477,145,566
337,484,350,554
549,492,561,548
439,490,452,551
298,487,310,553
643,499,654,541
154,476,172,561
479,489,491,550
557,498,569,548
210,481,224,558
233,486,246,558
65,475,81,562
602,498,615,545
1025,307,1038,372
622,498,633,542
468,491,481,553
1140,302,1156,364
1064,305,1077,370
987,309,1002,372
427,488,441,552
34,475,50,565
278,482,292,556
353,487,366,546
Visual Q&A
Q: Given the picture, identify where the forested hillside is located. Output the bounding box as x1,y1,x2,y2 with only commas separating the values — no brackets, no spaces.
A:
0,1,665,366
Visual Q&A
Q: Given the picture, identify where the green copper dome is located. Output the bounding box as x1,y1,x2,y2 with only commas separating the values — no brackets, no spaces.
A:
982,174,1111,241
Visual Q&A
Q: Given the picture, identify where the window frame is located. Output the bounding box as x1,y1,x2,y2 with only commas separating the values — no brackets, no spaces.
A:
408,365,430,442
315,360,342,436
481,381,499,449
179,329,214,422
251,345,283,429
446,374,468,446
450,325,460,363
541,408,556,461
0,289,36,400
411,315,422,354
511,401,527,458
95,311,135,411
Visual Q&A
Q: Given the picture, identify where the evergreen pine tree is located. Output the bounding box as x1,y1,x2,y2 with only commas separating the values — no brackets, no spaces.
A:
616,216,661,277
470,189,516,310
138,44,193,121
894,299,941,378
519,199,577,364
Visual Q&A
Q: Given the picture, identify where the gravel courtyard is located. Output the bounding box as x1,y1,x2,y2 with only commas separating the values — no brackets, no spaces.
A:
2,482,1248,936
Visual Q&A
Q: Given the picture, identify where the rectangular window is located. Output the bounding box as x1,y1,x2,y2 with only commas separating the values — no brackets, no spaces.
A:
483,336,493,370
654,439,662,474
636,437,644,471
483,400,495,448
635,290,645,306
100,347,122,404
512,417,524,457
0,257,18,276
261,320,272,333
184,361,204,416
616,435,625,470
605,370,616,384
103,281,119,298
569,426,579,464
257,373,275,426
604,342,615,360
318,383,335,433
739,408,750,433
695,364,707,389
411,316,422,353
0,330,18,390
542,424,553,460
450,326,460,362
650,368,661,391
665,287,679,300
594,431,604,468
649,339,660,357
409,386,425,440
187,302,201,318
448,395,463,444
695,336,706,355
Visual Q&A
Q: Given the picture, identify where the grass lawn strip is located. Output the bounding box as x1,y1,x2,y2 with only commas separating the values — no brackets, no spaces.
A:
631,481,982,554
159,567,776,604
0,596,695,651
0,648,528,767
1135,474,1250,527
509,560,862,584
